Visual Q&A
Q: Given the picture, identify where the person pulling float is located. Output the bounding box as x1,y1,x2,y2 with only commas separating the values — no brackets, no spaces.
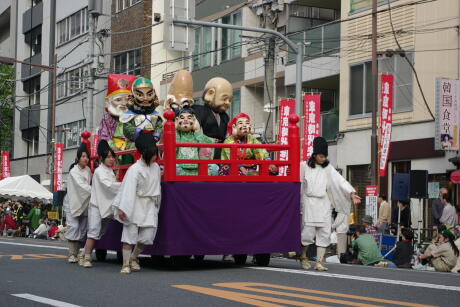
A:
64,143,92,265
299,137,361,271
112,133,161,274
82,140,121,268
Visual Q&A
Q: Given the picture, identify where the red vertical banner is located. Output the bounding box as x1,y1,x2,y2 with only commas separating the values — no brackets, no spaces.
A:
303,94,321,161
1,152,11,179
379,74,394,177
54,143,64,192
277,99,295,176
91,134,99,158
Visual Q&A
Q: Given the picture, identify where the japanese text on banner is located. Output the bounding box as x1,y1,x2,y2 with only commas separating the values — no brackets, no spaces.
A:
435,78,459,150
54,144,64,192
303,94,321,161
365,185,378,226
379,74,393,177
277,99,295,176
1,152,11,180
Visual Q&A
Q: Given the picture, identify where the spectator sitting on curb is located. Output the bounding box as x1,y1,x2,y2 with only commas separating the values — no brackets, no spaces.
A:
48,221,59,240
450,225,460,273
418,229,459,272
375,229,414,268
31,219,49,239
351,225,386,266
0,211,18,236
363,215,379,243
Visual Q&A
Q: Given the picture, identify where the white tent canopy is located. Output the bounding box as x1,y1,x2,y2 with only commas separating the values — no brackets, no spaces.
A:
0,175,53,202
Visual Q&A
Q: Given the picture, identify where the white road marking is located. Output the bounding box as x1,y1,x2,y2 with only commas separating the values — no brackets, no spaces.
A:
248,266,460,292
12,293,82,307
0,241,67,250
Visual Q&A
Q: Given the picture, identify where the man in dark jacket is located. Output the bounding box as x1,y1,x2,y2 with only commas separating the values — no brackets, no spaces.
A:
193,77,232,159
392,200,411,229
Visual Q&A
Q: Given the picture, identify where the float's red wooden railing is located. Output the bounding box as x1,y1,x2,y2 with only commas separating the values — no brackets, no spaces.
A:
83,109,300,182
161,110,300,182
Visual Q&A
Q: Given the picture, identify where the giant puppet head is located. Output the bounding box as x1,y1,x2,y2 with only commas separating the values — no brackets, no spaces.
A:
175,108,200,133
202,77,232,113
105,74,137,117
228,113,252,139
129,77,160,114
165,70,194,112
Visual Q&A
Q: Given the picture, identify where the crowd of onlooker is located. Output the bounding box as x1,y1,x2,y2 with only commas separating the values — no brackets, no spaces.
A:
333,188,460,273
0,201,65,240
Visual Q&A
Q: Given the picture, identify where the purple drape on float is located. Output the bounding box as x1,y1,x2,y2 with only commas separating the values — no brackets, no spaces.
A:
96,182,300,255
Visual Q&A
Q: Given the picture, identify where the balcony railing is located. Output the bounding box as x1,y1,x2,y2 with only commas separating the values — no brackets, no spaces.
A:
287,20,340,62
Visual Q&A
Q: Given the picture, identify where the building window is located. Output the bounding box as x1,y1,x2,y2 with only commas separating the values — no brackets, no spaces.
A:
114,49,141,75
193,27,212,70
379,53,413,113
57,66,87,99
24,76,41,106
228,89,241,119
349,62,373,116
349,54,414,116
350,0,386,13
57,7,88,45
25,26,42,57
56,120,86,149
116,0,141,13
222,11,242,61
25,127,39,156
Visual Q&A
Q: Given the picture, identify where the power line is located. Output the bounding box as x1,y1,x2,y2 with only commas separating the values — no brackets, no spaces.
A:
386,0,435,120
106,20,163,35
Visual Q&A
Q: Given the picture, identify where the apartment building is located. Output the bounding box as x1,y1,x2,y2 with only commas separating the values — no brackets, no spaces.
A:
337,0,460,223
10,0,111,187
157,0,341,146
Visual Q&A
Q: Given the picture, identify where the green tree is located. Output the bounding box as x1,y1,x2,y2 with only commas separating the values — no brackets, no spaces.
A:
0,64,14,152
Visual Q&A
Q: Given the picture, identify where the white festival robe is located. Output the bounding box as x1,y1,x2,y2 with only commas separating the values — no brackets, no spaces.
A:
89,163,121,218
300,162,355,227
67,165,92,217
112,159,161,227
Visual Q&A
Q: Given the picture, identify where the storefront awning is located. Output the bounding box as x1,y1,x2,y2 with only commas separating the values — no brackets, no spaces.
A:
450,169,460,183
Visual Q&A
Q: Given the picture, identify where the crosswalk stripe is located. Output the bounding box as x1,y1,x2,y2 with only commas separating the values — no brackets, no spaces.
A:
12,293,82,307
248,267,460,292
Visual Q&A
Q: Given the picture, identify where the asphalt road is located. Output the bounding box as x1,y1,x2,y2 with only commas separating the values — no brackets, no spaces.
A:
0,237,459,307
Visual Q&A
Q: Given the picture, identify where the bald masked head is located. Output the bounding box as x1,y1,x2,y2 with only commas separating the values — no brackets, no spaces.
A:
165,70,194,111
202,77,232,113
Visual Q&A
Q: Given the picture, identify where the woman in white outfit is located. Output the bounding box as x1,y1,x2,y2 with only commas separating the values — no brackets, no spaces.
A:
82,140,121,268
65,143,92,264
300,137,361,271
112,133,161,274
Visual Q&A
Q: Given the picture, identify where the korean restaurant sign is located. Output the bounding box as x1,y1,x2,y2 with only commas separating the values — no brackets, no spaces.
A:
435,78,460,151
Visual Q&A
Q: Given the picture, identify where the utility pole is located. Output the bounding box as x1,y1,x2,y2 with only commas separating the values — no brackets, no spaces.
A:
87,11,97,133
264,37,276,141
50,54,57,193
371,0,378,186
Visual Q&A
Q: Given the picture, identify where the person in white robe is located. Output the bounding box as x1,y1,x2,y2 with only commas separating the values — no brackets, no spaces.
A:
300,137,361,271
112,133,161,274
82,140,121,268
64,143,92,264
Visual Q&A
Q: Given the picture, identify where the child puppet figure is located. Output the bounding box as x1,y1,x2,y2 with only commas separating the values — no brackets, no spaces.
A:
175,108,218,175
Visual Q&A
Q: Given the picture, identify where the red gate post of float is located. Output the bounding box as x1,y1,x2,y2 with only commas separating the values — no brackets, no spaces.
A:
163,110,177,181
288,114,300,181
81,131,92,153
